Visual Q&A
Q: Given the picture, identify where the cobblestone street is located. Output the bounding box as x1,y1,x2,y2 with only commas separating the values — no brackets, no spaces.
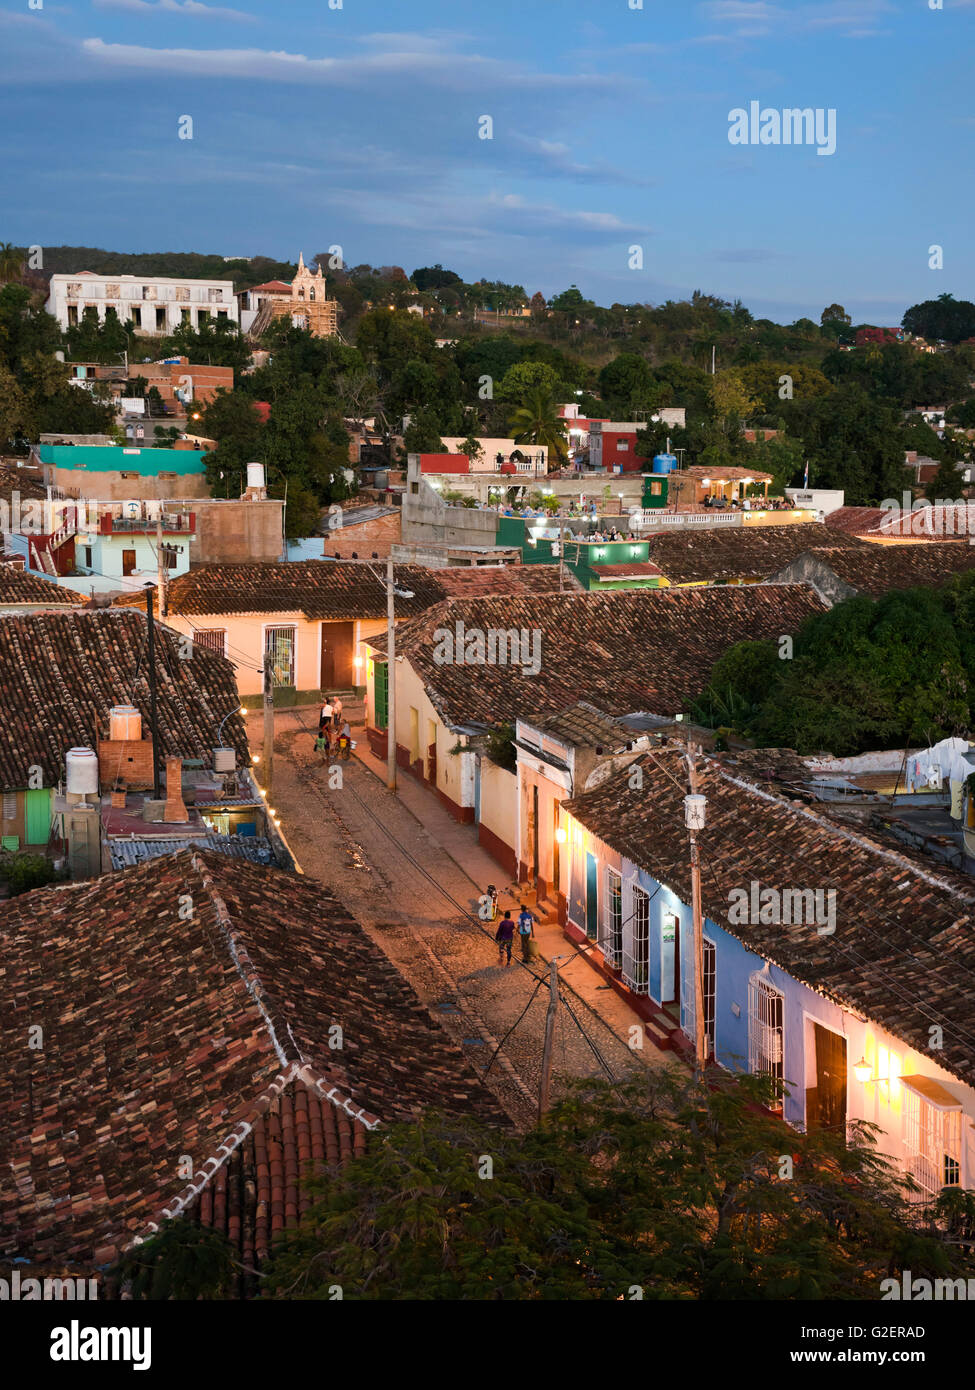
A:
247,707,681,1127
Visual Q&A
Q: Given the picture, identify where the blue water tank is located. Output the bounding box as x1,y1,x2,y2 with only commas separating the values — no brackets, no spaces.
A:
652,453,677,474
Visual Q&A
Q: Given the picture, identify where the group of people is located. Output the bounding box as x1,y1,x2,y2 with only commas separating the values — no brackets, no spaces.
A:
316,694,352,760
587,526,638,542
494,903,539,966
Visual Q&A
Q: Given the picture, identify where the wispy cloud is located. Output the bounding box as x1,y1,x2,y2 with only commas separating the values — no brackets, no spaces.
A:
93,0,255,19
701,0,895,37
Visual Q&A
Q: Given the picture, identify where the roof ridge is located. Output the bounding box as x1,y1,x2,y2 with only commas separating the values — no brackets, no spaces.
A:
188,851,293,1070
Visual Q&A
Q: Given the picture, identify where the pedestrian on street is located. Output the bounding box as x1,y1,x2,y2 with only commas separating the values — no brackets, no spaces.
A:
495,911,515,967
332,695,343,730
517,903,538,961
319,694,333,733
337,718,352,760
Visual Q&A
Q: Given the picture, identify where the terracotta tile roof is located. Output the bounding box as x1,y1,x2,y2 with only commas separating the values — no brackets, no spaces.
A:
433,565,573,596
0,465,46,507
772,543,975,598
823,506,890,535
370,585,827,729
0,850,508,1270
0,567,87,608
113,561,452,621
643,524,866,584
530,702,635,749
824,505,975,540
113,559,573,620
675,465,773,482
564,749,975,1088
0,610,248,791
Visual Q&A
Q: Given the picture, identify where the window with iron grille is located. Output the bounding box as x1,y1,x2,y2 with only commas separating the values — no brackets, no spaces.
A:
603,868,623,968
264,626,296,686
194,628,227,657
622,885,650,994
748,971,784,1082
904,1084,962,1199
703,938,716,1060
2,793,16,822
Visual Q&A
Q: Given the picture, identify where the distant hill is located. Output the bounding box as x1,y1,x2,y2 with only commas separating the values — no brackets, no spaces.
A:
39,247,297,292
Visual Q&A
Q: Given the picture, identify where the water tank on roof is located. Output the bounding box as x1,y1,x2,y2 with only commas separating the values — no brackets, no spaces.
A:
110,704,142,742
246,461,266,491
652,453,677,475
66,747,99,797
213,747,236,773
122,499,141,519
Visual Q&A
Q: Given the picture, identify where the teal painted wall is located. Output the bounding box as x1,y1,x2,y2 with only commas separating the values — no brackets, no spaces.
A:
40,445,207,476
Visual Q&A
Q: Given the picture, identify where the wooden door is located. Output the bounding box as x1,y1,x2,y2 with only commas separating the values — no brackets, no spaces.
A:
321,621,354,689
808,1024,847,1132
122,549,137,577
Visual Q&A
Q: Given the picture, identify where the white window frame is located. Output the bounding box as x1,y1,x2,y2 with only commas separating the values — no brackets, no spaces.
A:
702,936,716,1061
263,623,297,687
903,1082,962,1200
603,867,623,969
622,884,650,994
748,968,784,1084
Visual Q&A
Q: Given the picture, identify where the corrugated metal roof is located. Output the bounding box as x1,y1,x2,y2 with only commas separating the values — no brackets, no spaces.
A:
108,834,276,869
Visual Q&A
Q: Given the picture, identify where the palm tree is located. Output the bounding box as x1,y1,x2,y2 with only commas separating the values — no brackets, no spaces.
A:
0,243,24,283
508,387,569,471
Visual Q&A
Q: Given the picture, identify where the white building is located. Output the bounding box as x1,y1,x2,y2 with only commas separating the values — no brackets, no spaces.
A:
46,273,239,336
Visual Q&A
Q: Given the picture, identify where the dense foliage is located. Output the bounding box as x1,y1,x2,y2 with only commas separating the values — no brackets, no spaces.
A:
692,575,975,754
260,1073,974,1301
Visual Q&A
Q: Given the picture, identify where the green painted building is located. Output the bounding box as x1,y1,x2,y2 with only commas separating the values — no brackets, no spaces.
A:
496,516,663,591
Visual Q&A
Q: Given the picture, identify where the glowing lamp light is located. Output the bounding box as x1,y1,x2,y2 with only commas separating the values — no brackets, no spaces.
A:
239,705,247,715
700,477,711,486
353,656,363,669
251,754,260,764
854,1057,873,1084
555,827,568,844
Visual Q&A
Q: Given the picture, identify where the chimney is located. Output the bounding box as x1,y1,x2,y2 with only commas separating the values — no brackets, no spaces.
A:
163,756,188,823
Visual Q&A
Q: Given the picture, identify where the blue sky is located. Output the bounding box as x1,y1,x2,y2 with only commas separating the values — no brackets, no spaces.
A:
1,0,973,323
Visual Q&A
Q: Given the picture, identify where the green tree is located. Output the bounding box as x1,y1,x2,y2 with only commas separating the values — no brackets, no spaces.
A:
0,243,24,283
110,1218,237,1300
508,387,569,469
262,1072,970,1301
496,360,563,404
400,406,445,456
693,585,974,754
903,293,975,344
597,353,657,415
159,316,250,371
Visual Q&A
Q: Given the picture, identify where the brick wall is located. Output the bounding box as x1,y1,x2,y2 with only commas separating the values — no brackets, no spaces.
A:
97,739,156,790
323,512,401,560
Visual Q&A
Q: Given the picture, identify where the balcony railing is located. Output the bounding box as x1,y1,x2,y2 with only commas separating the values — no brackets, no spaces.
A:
99,513,195,535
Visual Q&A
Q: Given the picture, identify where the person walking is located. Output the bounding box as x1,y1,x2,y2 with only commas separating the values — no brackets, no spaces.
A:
495,911,515,967
517,903,538,962
319,694,333,733
332,695,343,731
337,718,352,761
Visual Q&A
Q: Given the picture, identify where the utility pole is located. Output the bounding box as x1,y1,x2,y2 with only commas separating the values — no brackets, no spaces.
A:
262,652,274,797
155,513,168,619
711,344,716,376
538,955,561,1121
144,585,161,801
684,744,707,1075
386,554,397,791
